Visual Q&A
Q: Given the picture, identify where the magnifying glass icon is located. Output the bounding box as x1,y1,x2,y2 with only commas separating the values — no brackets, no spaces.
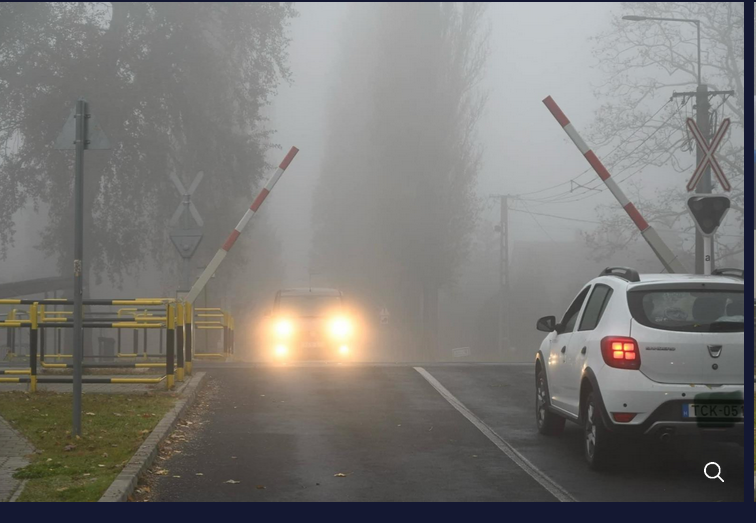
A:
704,462,723,482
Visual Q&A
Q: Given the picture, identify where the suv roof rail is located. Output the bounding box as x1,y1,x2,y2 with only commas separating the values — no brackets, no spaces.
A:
599,266,640,282
711,267,743,279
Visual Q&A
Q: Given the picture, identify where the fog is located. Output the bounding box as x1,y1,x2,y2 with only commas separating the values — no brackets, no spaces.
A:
0,3,744,361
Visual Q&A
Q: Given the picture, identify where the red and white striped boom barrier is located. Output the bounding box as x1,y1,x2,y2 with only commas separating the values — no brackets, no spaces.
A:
542,96,687,274
185,146,299,304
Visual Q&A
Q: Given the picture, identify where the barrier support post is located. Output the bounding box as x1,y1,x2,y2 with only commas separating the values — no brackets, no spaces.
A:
30,303,38,393
39,304,45,363
9,309,15,356
176,302,184,381
185,303,192,375
166,304,175,390
222,312,228,356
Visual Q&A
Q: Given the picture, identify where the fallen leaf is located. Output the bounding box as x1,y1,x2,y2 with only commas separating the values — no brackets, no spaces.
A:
64,444,77,451
173,475,181,478
196,473,204,476
334,473,347,477
225,480,241,484
98,464,105,468
256,485,266,490
56,487,68,492
85,412,96,416
155,469,169,476
102,452,109,458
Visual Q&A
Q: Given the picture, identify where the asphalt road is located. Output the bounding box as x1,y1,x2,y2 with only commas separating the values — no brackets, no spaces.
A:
150,363,744,502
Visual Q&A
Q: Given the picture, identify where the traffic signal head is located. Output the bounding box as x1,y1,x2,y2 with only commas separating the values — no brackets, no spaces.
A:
686,196,730,236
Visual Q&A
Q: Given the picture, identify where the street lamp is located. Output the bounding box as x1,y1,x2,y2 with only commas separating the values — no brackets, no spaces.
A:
622,14,722,274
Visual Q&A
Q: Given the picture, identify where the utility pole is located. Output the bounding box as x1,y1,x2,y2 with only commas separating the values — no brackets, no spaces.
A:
491,194,510,359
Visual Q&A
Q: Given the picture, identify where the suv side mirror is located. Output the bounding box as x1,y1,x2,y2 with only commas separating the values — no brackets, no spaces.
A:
536,315,556,332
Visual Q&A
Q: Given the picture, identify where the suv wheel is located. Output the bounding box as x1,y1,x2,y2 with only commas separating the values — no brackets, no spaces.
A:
536,367,565,436
583,391,613,470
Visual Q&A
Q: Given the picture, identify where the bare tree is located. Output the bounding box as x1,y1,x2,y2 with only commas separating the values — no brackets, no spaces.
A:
579,2,743,268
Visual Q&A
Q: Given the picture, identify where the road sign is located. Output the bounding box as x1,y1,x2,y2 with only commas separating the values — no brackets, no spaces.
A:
169,228,203,259
379,307,390,325
687,196,730,275
687,196,730,237
686,117,730,192
169,171,204,227
54,107,111,150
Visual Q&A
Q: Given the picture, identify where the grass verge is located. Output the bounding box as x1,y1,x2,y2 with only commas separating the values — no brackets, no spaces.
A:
0,391,176,501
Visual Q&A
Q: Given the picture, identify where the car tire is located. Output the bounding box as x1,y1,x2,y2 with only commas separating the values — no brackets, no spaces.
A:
536,367,565,436
583,391,613,470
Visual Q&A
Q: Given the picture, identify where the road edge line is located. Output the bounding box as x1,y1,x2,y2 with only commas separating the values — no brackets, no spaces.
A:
414,366,577,502
98,372,207,502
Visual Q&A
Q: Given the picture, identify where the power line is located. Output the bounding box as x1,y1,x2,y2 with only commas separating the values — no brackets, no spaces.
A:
517,200,556,242
514,99,672,200
520,101,686,205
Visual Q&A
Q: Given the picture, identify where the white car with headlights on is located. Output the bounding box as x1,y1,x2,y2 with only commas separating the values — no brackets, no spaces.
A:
534,267,744,469
267,288,354,360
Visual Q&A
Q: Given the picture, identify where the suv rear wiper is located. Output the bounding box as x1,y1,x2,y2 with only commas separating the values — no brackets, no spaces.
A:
708,321,744,332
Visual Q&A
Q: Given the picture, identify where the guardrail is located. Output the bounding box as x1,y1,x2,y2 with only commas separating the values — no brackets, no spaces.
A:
0,299,190,391
2,298,237,390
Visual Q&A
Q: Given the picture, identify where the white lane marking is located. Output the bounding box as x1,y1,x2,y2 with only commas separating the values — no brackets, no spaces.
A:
414,366,577,502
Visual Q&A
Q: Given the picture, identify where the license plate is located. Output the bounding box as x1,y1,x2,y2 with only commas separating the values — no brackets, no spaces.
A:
682,404,743,419
303,341,322,349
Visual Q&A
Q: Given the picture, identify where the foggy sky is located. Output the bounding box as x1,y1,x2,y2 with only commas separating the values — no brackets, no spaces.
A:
4,2,743,290
267,2,739,284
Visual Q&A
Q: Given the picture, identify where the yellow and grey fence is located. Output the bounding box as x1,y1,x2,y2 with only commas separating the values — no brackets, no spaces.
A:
193,307,234,359
0,298,195,390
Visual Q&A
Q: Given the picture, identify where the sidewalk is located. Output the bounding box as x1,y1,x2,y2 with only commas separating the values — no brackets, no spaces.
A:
0,416,34,502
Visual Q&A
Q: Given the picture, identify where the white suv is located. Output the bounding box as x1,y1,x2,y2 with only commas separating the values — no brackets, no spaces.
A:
534,267,744,469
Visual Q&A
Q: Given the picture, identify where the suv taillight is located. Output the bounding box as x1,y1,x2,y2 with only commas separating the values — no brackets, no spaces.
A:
600,336,640,370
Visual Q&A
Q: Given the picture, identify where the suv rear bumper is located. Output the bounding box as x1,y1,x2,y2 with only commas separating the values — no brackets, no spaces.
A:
584,366,744,441
643,421,743,444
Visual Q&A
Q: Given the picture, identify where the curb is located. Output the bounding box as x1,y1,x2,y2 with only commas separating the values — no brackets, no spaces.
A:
9,479,28,502
98,372,206,502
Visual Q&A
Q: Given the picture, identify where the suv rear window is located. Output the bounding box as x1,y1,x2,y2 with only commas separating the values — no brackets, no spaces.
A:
627,288,743,333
